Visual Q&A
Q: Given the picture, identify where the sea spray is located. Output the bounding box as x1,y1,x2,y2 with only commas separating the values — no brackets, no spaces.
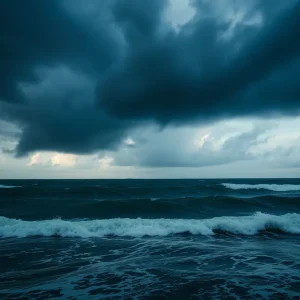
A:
1,212,300,238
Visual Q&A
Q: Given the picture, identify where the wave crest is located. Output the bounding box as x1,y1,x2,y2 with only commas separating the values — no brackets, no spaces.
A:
1,212,300,238
222,183,300,192
0,184,21,189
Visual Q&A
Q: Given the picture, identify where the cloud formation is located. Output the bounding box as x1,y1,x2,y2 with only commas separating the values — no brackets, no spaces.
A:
0,0,120,101
108,122,270,167
98,0,300,123
0,0,300,160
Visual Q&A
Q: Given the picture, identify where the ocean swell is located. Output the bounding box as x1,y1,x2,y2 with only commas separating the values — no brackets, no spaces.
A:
222,183,300,192
1,212,300,238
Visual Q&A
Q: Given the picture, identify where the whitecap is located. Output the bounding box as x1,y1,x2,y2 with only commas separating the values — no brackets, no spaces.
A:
222,183,300,192
0,184,21,189
1,212,300,238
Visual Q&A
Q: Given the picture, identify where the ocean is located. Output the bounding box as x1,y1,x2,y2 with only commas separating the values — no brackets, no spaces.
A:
1,179,300,299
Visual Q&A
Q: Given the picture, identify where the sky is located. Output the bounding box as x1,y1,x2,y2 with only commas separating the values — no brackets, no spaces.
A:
1,0,300,178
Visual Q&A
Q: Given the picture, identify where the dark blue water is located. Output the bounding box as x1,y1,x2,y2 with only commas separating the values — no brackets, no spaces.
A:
1,179,300,299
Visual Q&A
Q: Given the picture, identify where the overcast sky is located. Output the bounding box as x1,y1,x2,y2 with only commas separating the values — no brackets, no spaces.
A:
1,0,300,178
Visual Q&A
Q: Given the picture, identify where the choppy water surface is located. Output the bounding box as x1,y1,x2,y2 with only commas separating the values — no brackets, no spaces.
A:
1,179,300,299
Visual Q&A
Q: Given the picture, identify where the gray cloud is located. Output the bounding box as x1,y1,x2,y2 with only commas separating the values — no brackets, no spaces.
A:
256,137,300,169
0,67,134,156
98,0,300,123
111,0,168,46
1,0,300,159
110,124,269,167
0,0,121,102
0,0,132,156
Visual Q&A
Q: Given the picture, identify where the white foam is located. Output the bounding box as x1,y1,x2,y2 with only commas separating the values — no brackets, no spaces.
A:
150,198,159,201
222,183,300,192
0,184,21,189
1,212,300,238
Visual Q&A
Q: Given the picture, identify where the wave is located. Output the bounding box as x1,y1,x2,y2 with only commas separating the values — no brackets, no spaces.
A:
222,183,300,192
1,212,300,238
3,195,300,221
2,181,300,200
0,184,21,189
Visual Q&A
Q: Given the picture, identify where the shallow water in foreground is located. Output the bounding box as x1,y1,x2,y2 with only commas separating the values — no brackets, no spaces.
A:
1,179,300,299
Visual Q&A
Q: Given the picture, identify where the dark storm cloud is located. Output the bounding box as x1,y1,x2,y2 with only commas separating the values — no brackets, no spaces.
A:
0,0,120,102
98,0,300,123
1,0,300,157
0,0,131,156
0,67,134,157
111,0,168,46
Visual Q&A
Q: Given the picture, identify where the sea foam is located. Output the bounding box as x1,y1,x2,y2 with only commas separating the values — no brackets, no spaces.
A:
0,184,21,189
1,212,300,238
222,183,300,192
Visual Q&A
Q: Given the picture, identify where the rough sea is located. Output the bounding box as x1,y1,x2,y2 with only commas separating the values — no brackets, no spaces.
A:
1,179,300,299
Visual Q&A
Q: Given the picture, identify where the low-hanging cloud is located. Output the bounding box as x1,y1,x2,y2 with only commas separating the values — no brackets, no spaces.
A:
1,0,300,159
109,123,270,168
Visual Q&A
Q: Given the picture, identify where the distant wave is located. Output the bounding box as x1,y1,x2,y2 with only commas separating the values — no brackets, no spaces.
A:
1,212,300,238
222,183,300,192
3,195,300,221
0,184,21,189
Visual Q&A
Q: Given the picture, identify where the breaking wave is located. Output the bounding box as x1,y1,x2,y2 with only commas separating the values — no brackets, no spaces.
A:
0,184,21,189
1,212,300,238
222,183,300,192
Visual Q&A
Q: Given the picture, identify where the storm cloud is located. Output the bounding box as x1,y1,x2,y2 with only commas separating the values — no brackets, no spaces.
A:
98,0,300,123
1,0,300,159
